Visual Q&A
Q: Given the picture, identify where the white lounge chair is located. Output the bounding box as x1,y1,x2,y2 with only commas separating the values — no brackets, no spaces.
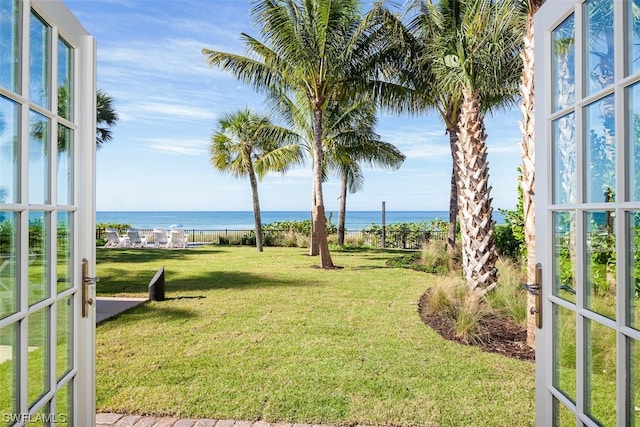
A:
152,229,169,248
127,230,147,248
170,228,188,248
104,229,125,248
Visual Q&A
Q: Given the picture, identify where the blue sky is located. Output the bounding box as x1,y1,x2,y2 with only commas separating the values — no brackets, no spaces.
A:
63,0,524,212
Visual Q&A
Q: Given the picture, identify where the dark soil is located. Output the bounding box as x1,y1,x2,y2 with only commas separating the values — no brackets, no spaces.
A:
418,290,535,362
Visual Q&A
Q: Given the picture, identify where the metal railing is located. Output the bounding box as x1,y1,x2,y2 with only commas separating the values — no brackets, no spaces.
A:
95,227,448,250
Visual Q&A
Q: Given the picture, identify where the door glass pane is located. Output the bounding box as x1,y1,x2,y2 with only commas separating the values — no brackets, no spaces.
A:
629,82,640,201
0,324,17,423
553,14,575,112
57,39,72,121
628,337,640,426
0,95,19,204
586,319,617,425
586,95,616,203
585,0,615,96
553,114,577,204
630,212,640,330
28,308,48,407
29,110,49,205
586,211,616,319
57,125,72,206
632,211,640,335
554,212,577,302
628,0,640,76
56,296,72,380
0,211,16,319
554,304,577,402
0,0,20,93
56,381,71,427
56,212,71,294
554,397,575,427
29,403,48,426
28,211,47,306
29,13,50,110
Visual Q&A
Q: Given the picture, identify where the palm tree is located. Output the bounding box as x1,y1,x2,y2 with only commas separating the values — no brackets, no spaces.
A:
203,0,404,268
31,87,118,151
210,108,302,251
429,0,524,294
400,0,465,253
96,89,118,149
518,0,545,349
323,98,405,245
267,89,404,248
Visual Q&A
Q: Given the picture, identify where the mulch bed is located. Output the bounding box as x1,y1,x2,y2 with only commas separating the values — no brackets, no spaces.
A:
418,290,535,362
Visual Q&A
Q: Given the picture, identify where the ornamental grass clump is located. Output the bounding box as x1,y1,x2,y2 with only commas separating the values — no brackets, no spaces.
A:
421,240,458,274
455,294,492,345
485,258,528,326
423,273,491,345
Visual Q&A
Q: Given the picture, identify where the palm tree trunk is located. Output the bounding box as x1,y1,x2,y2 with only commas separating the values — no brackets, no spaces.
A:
456,89,498,294
519,11,536,348
309,179,319,256
247,160,263,252
312,108,334,268
447,125,460,252
337,174,347,246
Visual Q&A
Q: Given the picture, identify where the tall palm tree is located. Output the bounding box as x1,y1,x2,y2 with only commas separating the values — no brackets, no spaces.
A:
203,0,404,268
367,0,503,254
518,0,545,349
96,89,118,149
401,0,464,253
267,89,404,248
323,98,405,245
429,0,524,294
210,108,302,252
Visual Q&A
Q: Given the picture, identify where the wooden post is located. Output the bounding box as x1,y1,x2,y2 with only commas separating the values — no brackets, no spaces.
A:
381,201,386,249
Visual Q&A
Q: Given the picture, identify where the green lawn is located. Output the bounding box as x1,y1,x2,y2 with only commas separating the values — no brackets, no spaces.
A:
95,246,535,426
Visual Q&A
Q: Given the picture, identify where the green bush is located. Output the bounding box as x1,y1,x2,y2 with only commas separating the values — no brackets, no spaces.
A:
364,220,446,249
494,224,522,261
96,223,131,242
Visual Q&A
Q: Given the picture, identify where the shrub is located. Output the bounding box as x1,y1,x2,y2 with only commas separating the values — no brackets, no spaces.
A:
421,240,455,275
295,233,310,248
494,224,522,261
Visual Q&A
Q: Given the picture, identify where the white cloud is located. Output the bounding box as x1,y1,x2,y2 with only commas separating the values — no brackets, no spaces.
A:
143,138,209,156
123,101,216,122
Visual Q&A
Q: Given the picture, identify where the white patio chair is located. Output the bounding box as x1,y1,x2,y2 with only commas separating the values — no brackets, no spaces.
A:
170,228,188,248
104,229,125,248
152,229,169,248
127,230,147,248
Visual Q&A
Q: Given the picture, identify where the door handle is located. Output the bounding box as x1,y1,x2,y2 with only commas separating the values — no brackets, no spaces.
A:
523,263,542,329
81,258,99,318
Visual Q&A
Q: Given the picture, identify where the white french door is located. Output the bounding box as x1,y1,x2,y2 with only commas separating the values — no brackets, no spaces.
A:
0,1,96,426
536,0,640,425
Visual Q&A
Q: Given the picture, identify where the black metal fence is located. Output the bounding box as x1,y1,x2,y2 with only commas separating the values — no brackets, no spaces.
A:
96,227,448,250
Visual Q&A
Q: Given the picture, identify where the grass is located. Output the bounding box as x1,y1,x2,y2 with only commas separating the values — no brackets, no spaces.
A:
95,245,535,426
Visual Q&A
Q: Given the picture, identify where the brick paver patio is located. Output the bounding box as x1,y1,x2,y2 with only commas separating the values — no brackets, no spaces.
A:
96,413,359,427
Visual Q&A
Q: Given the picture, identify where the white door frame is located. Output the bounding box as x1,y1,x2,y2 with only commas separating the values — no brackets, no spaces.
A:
535,1,640,425
534,3,573,424
0,1,96,425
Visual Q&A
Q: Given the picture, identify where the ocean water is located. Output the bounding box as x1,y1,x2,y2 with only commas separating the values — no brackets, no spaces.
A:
96,210,506,231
